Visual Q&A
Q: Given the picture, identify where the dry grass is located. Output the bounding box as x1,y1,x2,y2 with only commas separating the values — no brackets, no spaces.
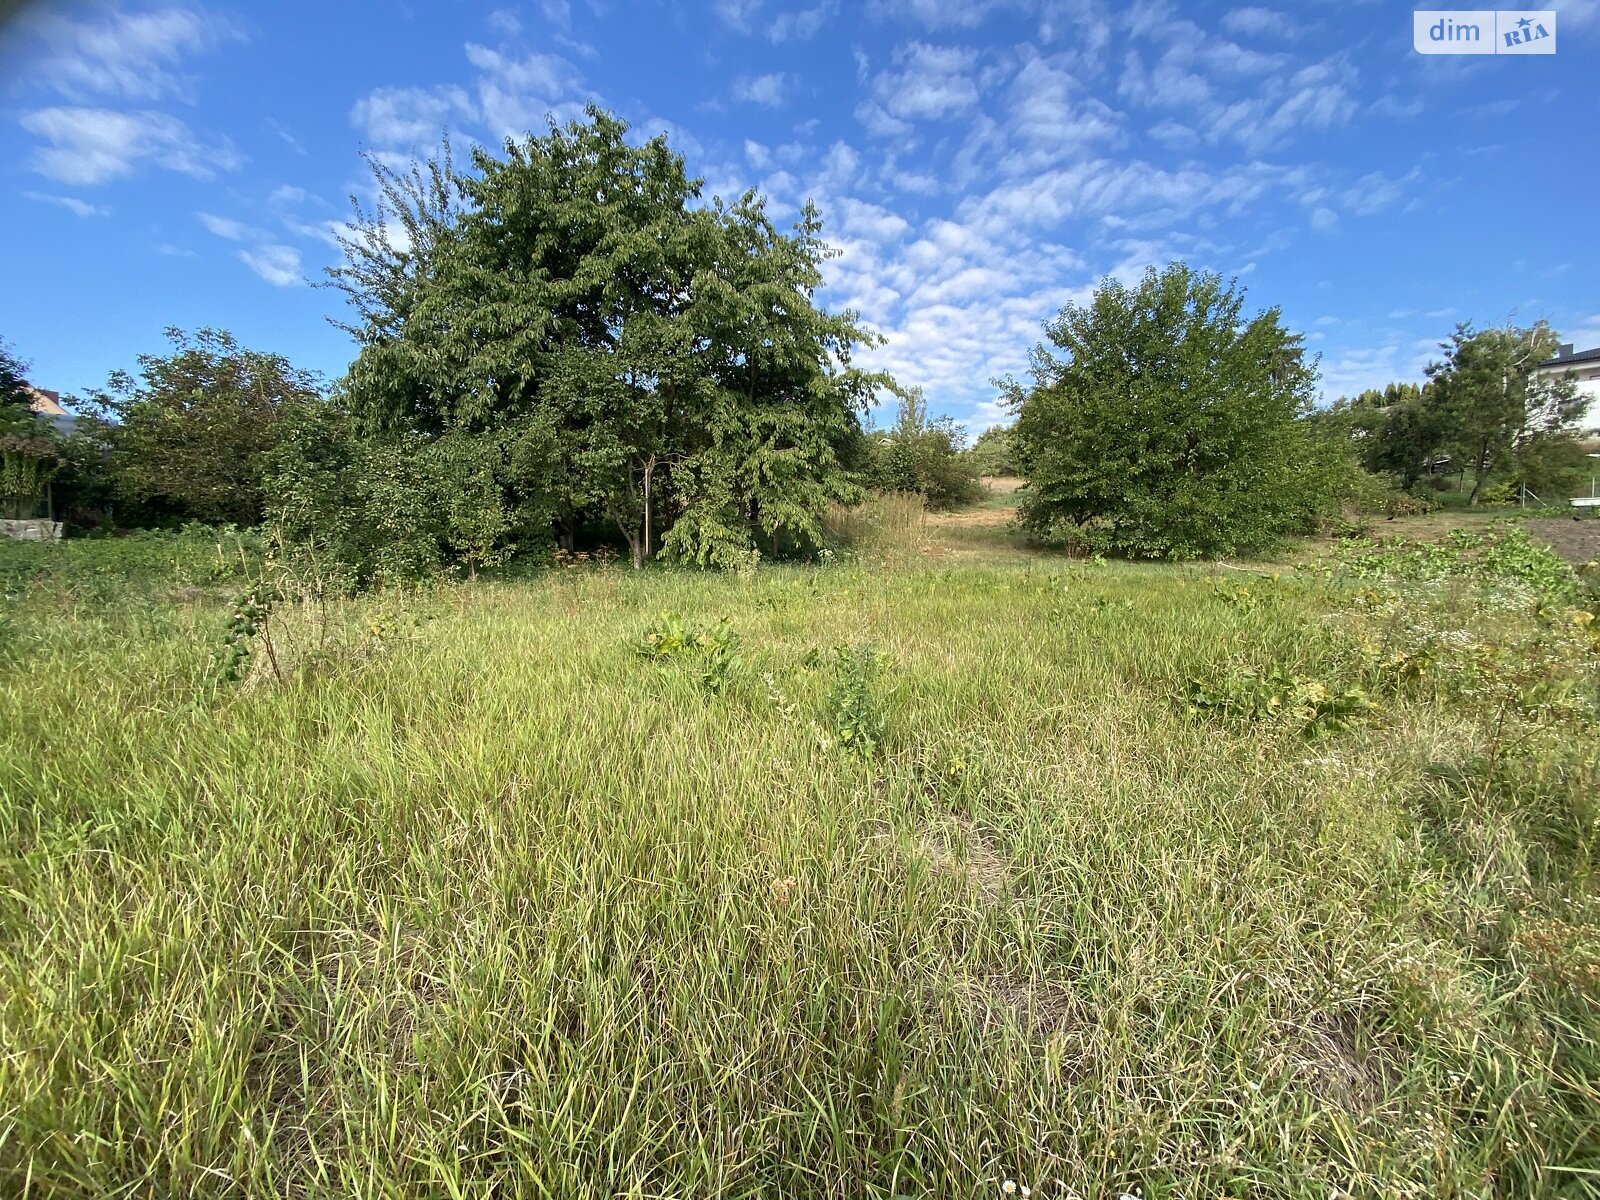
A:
1,529,1597,1197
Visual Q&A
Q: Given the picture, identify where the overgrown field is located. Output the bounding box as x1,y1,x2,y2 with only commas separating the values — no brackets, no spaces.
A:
2,523,1598,1197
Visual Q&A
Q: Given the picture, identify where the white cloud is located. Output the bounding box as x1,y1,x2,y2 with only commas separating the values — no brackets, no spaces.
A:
995,54,1123,172
464,42,586,138
196,211,254,240
238,244,304,287
770,2,836,41
1147,119,1198,147
22,5,243,102
1310,206,1338,232
1119,49,1212,110
714,0,762,31
733,73,789,106
351,85,475,147
779,140,1311,423
25,191,110,217
870,0,1019,29
1370,93,1424,120
190,207,309,286
859,42,982,133
1340,168,1421,217
1117,10,1353,154
1560,0,1600,27
268,184,309,207
836,197,910,242
265,117,308,155
1210,60,1358,152
20,106,242,184
488,8,523,37
281,218,351,251
1220,7,1298,39
1316,339,1435,400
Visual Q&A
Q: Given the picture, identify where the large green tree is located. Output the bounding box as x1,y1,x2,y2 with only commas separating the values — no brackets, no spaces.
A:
1007,263,1331,559
84,328,324,525
323,108,888,570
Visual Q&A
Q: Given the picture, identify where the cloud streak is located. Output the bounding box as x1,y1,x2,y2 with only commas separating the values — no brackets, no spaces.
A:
20,106,242,184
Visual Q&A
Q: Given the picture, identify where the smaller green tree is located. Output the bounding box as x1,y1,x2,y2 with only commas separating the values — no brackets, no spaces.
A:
1008,263,1330,559
1,338,33,426
867,388,983,510
85,328,324,526
1426,322,1586,504
1319,382,1447,488
0,339,62,520
965,423,1016,477
265,400,448,585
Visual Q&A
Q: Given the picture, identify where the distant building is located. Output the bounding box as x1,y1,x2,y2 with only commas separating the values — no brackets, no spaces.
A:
1531,344,1600,437
22,383,77,434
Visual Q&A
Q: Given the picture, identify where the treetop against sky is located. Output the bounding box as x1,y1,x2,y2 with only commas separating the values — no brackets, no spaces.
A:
1,0,1596,429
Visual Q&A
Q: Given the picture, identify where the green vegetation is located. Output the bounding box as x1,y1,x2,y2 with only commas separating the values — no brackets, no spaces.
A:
1324,322,1591,505
7,103,1600,1200
1006,264,1360,560
965,423,1017,478
0,339,60,521
864,388,984,511
3,514,1598,1197
311,109,887,574
78,328,325,527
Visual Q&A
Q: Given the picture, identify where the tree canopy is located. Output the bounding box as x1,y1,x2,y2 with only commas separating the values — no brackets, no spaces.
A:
82,328,324,527
1007,263,1337,559
310,107,890,571
1427,322,1586,502
865,388,982,510
0,338,32,428
965,424,1016,477
1321,323,1590,501
0,337,62,520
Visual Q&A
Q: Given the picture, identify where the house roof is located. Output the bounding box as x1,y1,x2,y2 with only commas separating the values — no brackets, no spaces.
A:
1534,346,1600,371
25,384,67,417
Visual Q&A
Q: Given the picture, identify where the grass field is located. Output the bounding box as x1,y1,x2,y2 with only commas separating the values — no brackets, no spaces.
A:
2,502,1598,1198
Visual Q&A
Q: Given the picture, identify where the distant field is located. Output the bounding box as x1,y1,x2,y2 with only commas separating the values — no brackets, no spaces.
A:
2,516,1597,1197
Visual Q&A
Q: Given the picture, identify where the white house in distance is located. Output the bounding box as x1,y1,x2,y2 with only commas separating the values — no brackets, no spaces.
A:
1531,343,1600,438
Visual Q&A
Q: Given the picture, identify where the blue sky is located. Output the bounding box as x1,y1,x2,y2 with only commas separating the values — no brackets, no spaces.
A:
2,0,1596,431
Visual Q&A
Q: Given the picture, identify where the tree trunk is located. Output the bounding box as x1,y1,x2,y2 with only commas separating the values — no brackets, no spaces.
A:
643,454,655,565
1468,443,1490,506
609,505,644,570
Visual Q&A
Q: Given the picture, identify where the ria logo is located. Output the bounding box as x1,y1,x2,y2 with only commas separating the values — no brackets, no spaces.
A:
1413,9,1556,54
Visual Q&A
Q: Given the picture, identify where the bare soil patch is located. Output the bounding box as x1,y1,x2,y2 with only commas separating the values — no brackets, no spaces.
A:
1524,517,1600,565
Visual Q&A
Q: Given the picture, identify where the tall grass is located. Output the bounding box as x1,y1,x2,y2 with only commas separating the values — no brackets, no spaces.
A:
824,491,929,564
1,535,1597,1197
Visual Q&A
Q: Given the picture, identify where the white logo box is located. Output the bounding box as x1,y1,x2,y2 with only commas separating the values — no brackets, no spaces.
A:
1413,9,1556,54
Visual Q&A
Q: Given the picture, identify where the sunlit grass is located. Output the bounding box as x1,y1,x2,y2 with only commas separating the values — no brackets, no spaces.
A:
1,533,1597,1197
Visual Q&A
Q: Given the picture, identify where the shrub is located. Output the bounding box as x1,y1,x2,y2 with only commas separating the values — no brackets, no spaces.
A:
866,390,983,511
824,644,891,759
1008,263,1341,559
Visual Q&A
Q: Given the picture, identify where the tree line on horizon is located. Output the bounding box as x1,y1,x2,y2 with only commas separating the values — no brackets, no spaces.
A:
1315,324,1591,507
2,109,1590,569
